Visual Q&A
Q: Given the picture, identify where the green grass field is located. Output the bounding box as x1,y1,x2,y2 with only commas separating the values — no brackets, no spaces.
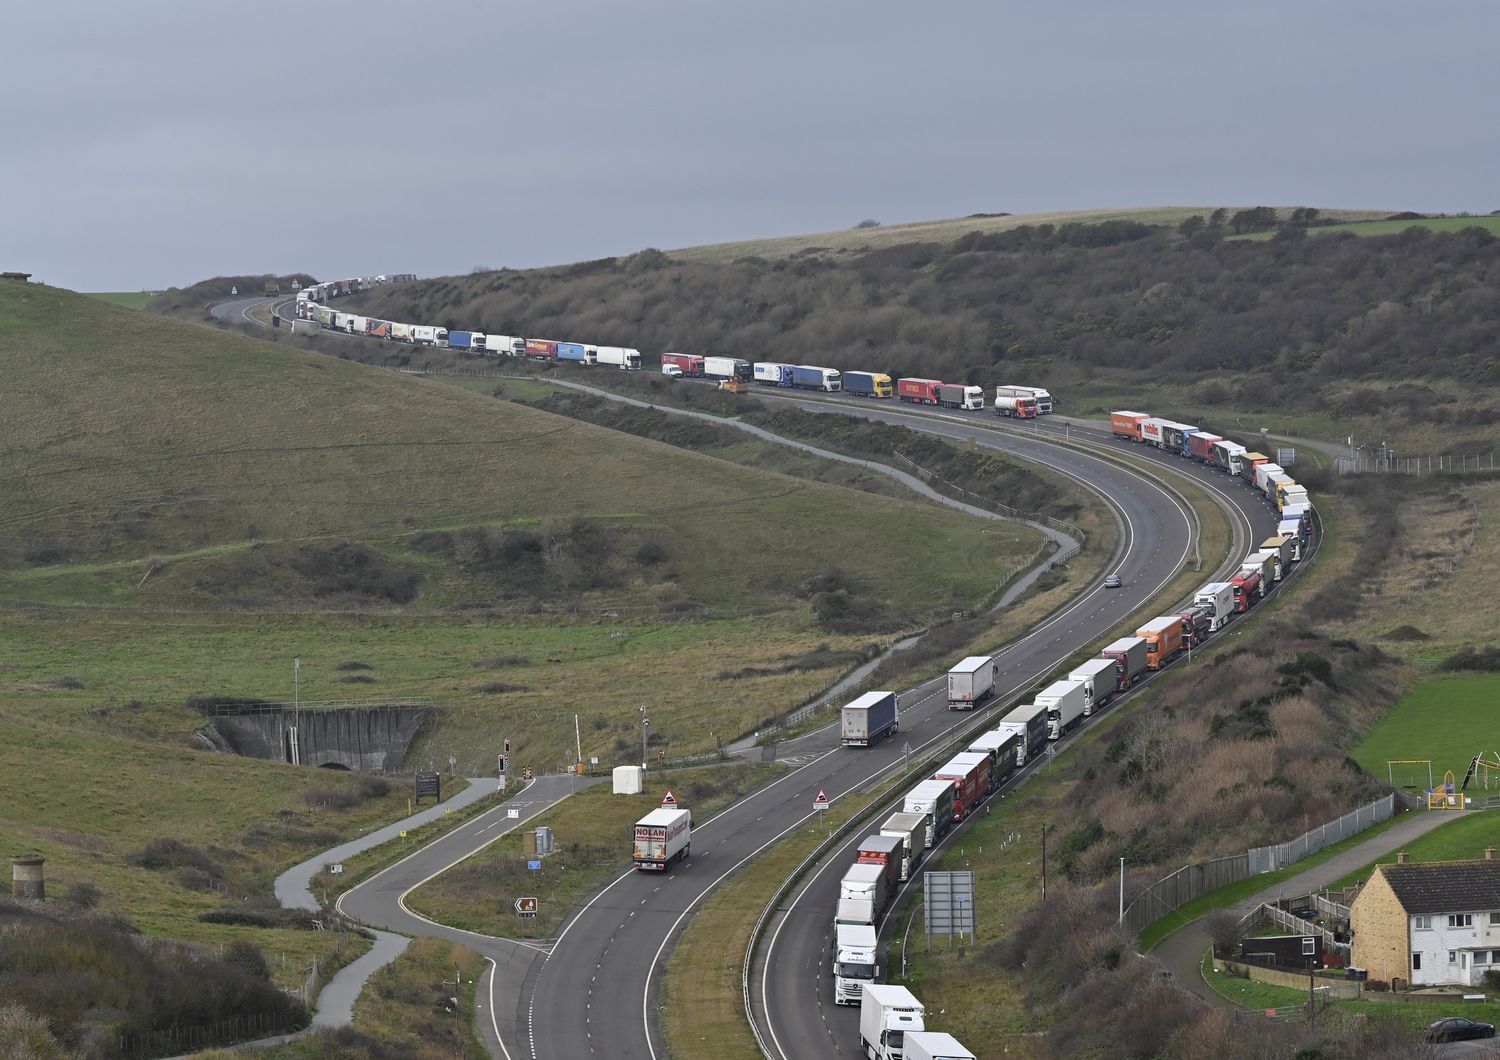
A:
1231,215,1500,242
86,291,156,309
1325,811,1500,892
1351,675,1500,791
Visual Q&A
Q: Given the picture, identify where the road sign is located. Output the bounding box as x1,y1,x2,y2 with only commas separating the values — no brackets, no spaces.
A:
508,808,519,819
528,860,542,871
515,896,538,917
661,789,677,807
813,788,831,811
328,864,343,875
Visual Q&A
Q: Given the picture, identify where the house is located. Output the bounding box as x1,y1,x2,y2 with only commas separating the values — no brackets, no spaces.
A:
1351,848,1500,988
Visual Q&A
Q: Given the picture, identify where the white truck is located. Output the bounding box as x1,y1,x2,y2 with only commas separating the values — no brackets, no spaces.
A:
860,984,925,1060
994,702,1049,766
1036,679,1087,739
842,691,899,747
1277,520,1304,560
837,896,875,930
1067,658,1118,715
946,655,997,710
632,807,691,871
833,923,879,1006
879,811,926,881
998,383,1053,414
903,779,957,849
841,862,893,925
904,1031,976,1060
595,345,641,370
1253,462,1284,495
1193,582,1236,631
488,334,526,357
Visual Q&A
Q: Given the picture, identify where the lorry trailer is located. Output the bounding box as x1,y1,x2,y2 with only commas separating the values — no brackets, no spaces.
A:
879,811,926,880
1276,522,1304,560
936,383,984,410
855,836,904,904
1212,438,1248,475
703,356,751,381
933,752,993,821
633,807,691,870
994,702,1050,765
1136,616,1185,671
844,370,894,398
904,1031,977,1060
903,779,957,848
896,377,943,404
1262,535,1295,578
1068,657,1118,714
841,862,894,925
1111,411,1149,441
966,729,1022,787
1100,636,1149,691
1035,679,1087,739
860,985,925,1060
947,655,998,709
792,365,842,391
1245,550,1278,586
753,361,795,386
1187,432,1223,464
842,691,899,747
1193,582,1235,630
660,352,705,376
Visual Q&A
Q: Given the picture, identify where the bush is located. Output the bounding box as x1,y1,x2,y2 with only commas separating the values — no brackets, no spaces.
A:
1440,645,1500,672
334,660,374,671
65,882,102,909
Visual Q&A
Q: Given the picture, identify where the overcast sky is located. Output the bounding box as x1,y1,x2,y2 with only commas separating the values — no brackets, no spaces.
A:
6,0,1497,291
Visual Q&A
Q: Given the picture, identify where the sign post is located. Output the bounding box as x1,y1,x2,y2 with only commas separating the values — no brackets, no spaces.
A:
514,897,538,918
813,787,831,830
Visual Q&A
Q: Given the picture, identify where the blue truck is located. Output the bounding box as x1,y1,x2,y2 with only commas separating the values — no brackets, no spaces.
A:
448,331,474,350
753,362,795,387
557,342,591,364
791,365,842,391
844,371,894,398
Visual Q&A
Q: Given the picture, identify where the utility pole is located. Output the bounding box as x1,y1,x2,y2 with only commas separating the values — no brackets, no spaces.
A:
1040,823,1048,900
1119,857,1125,923
640,705,650,771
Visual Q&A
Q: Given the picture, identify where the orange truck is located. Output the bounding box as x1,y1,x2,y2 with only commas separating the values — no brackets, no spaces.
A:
1136,616,1185,670
1111,411,1149,441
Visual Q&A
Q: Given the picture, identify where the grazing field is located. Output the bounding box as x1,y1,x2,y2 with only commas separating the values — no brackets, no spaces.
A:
1350,674,1500,790
86,290,155,308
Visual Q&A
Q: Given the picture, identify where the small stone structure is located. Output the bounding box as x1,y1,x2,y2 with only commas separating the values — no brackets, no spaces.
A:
12,855,44,900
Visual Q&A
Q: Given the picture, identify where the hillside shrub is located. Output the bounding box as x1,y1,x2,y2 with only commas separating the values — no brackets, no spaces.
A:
1440,645,1500,671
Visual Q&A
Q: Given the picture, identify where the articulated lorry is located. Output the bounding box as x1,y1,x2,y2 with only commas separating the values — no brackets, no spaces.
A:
595,345,641,370
792,365,842,391
966,729,1022,788
904,1032,977,1060
933,753,992,822
935,383,983,410
993,386,1039,418
903,779,957,849
947,655,998,710
1111,411,1149,441
1277,521,1304,560
994,703,1049,765
703,356,751,381
1068,657,1118,714
844,370,894,398
1136,616,1185,671
860,985,925,1060
1100,636,1149,691
1212,438,1248,475
661,352,705,376
842,861,895,927
632,807,691,871
842,691,899,747
1187,432,1223,464
896,377,943,404
1230,567,1263,611
1193,582,1235,631
1036,679,1087,739
997,383,1051,414
879,811,926,881
753,362,795,386
833,923,880,1006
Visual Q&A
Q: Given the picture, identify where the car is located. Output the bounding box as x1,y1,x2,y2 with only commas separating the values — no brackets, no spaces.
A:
1104,574,1122,589
1425,1017,1496,1043
661,364,683,378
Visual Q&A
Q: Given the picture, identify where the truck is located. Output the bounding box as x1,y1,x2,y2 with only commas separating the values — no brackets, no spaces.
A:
879,811,926,881
390,321,411,342
896,377,943,404
1230,568,1263,611
410,325,449,347
1139,417,1168,448
842,691,899,747
833,923,880,1006
1262,535,1296,578
557,341,594,364
660,352,705,376
1245,550,1279,586
1282,503,1312,538
904,1032,977,1060
1193,582,1236,631
994,386,1039,418
594,345,641,370
1212,438,1248,475
1265,472,1294,503
1177,606,1213,648
1068,657,1118,714
1100,636,1149,692
524,338,559,359
448,330,475,350
1162,421,1199,456
994,702,1050,765
947,655,997,710
1187,432,1223,464
703,356,751,381
1242,451,1271,478
1137,616,1185,671
263,280,281,297
903,779,957,848
837,896,875,930
1036,679,1088,739
632,807,691,871
792,365,842,391
998,384,1052,414
1278,485,1309,514
844,370,894,398
933,753,992,821
936,383,983,410
856,835,905,896
966,729,1021,788
1253,462,1285,495
753,361,795,387
366,319,392,339
1277,521,1304,560
841,862,894,925
1111,411,1149,441
860,985,925,1060
488,334,524,357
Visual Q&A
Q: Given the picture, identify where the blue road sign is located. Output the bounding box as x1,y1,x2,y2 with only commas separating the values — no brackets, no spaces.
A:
528,860,542,870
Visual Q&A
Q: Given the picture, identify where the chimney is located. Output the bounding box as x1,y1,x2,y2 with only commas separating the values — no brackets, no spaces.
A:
1486,847,1496,861
1396,851,1409,864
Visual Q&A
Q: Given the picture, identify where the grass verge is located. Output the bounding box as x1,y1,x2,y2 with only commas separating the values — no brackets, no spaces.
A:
1352,674,1500,789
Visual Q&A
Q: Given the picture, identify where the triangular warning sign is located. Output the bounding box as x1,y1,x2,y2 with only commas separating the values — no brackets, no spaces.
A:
815,788,829,802
661,789,677,806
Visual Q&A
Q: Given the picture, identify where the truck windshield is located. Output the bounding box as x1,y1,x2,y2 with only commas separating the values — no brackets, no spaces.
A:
835,962,875,979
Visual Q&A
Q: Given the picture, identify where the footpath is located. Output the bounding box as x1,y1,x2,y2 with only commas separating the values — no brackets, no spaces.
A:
1153,808,1458,1004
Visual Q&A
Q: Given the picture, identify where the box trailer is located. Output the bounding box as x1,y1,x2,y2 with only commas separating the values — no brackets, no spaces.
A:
947,655,997,710
557,341,593,363
661,352,705,376
448,330,474,350
1068,657,1118,714
632,807,691,871
1187,432,1223,464
1163,422,1199,456
833,923,879,1006
880,811,926,881
1036,679,1088,739
595,345,641,370
856,835,905,899
1246,550,1279,587
1213,438,1248,475
1111,411,1149,441
410,325,448,347
933,752,993,821
837,896,875,930
967,729,1021,787
994,702,1049,765
936,383,983,410
1136,616,1185,671
905,1031,977,1060
1139,417,1168,447
1100,636,1149,691
903,779,957,848
841,691,899,747
703,356,751,381
1194,582,1235,631
524,338,558,359
844,370,894,398
860,985,926,1060
1262,535,1295,578
1254,462,1285,495
841,862,894,925
1277,521,1304,560
1278,486,1309,514
792,365,842,391
897,377,942,404
753,361,794,386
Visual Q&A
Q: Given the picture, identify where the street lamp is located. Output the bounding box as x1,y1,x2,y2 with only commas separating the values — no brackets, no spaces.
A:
640,706,650,771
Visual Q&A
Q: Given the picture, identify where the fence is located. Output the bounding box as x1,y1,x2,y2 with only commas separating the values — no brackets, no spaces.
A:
1255,902,1351,959
1120,853,1248,936
1247,794,1394,873
116,1010,304,1057
1337,451,1500,475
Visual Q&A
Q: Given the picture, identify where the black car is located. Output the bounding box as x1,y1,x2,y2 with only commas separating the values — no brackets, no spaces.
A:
1425,1016,1496,1043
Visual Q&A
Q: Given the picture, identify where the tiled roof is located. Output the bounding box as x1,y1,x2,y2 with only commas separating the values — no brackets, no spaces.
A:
1379,859,1500,915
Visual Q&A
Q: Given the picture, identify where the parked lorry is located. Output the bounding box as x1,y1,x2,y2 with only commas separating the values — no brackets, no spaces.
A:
842,691,899,747
488,334,524,356
1277,521,1304,560
833,923,880,1006
1262,535,1296,578
860,985,926,1060
998,384,1052,414
263,280,281,296
1187,432,1223,464
524,338,558,359
947,655,997,710
367,318,392,339
842,862,895,925
936,383,983,410
837,895,875,930
994,702,1050,765
1036,679,1087,739
410,325,449,347
856,836,905,897
661,352,704,376
1282,503,1312,538
1212,438,1248,475
903,779,957,848
1253,462,1285,495
897,377,943,404
904,1032,977,1060
933,753,993,821
1230,568,1263,611
1245,550,1278,586
703,356,751,381
1139,417,1168,447
1068,657,1118,714
448,330,475,350
389,321,411,342
994,386,1039,418
844,370,894,398
1278,485,1309,514
594,345,641,370
1100,636,1149,691
632,807,691,871
879,811,927,881
1193,582,1235,631
1111,411,1149,441
790,365,841,391
557,341,593,364
1137,616,1185,671
1177,606,1213,648
1162,421,1199,455
753,361,795,386
966,729,1021,788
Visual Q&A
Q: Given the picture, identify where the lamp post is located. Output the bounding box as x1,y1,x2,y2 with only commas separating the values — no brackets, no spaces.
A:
640,705,650,771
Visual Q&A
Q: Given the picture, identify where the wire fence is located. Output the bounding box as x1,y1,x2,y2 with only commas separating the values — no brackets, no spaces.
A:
1337,451,1500,475
1246,795,1394,873
116,1010,305,1058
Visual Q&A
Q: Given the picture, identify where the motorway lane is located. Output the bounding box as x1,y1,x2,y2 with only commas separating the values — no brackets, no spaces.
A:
524,415,1232,1060
208,294,277,326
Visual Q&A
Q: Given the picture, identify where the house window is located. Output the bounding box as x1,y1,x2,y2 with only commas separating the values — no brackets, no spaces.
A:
1491,913,1500,926
1413,952,1422,971
1449,914,1474,929
1477,951,1490,965
1414,915,1432,930
1450,950,1458,965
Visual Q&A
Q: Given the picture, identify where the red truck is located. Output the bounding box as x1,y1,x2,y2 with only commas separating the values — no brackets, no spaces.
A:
1110,411,1149,441
933,752,992,822
897,377,943,404
1100,636,1149,692
524,339,558,359
1187,433,1223,464
855,834,905,898
1177,607,1213,648
1230,569,1263,612
660,352,705,377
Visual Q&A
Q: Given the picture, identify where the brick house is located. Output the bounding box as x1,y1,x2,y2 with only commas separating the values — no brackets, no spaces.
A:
1351,848,1500,988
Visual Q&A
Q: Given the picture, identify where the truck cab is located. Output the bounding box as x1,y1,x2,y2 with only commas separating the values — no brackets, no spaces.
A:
833,923,879,1006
